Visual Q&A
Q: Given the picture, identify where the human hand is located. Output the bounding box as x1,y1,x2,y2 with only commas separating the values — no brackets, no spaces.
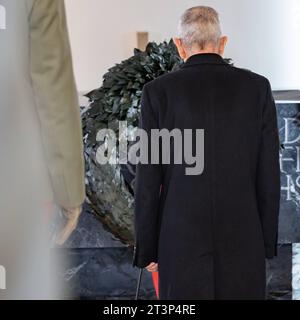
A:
146,262,158,272
55,206,82,246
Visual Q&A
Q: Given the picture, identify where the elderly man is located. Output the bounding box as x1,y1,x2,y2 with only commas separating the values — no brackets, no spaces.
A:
133,6,280,300
0,0,85,298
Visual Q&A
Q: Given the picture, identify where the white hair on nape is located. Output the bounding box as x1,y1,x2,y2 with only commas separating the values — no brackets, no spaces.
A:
178,6,222,50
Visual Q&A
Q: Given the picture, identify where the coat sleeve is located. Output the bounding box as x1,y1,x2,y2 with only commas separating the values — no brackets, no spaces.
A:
28,0,85,208
256,79,281,259
132,84,163,268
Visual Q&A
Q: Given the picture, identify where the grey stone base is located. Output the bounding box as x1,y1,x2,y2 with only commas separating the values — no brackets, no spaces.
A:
56,247,156,300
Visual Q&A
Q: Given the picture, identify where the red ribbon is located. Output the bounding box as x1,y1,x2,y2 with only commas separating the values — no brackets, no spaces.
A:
152,271,159,299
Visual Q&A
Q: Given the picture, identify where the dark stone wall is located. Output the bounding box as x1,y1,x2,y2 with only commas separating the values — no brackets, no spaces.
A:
277,104,300,242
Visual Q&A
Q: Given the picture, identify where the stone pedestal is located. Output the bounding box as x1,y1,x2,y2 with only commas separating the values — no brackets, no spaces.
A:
57,204,156,300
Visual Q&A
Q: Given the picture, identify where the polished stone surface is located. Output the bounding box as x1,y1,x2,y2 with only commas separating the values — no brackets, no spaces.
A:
57,243,292,300
56,205,294,300
57,247,156,300
277,104,300,242
59,205,156,299
292,243,300,300
63,204,126,249
267,244,292,300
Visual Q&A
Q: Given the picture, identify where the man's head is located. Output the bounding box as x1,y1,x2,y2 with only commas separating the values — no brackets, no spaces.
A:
174,6,228,61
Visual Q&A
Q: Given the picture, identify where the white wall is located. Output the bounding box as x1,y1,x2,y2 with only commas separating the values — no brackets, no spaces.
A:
65,0,300,93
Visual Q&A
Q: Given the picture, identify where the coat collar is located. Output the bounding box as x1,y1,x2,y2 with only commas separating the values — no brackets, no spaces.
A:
182,53,229,68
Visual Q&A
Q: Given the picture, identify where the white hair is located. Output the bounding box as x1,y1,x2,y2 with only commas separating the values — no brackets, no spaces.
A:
178,6,222,50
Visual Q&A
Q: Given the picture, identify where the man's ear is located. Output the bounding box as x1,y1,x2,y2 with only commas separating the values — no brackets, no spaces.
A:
218,36,228,56
173,37,187,61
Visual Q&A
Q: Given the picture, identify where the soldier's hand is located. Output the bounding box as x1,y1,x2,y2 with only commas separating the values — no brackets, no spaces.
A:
55,206,82,245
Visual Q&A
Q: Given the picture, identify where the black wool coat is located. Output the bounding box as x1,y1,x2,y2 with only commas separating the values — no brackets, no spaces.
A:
132,53,281,300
